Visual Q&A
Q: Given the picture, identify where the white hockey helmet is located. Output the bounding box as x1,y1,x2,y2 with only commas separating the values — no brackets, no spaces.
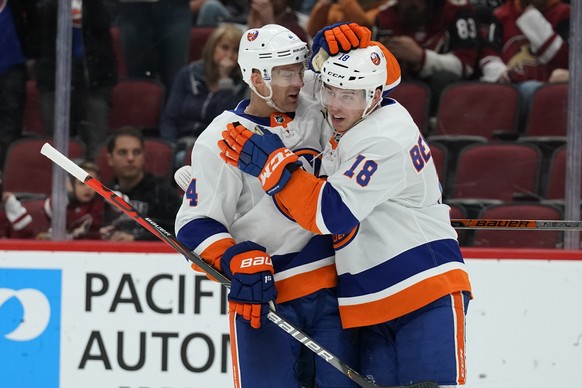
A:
320,45,387,115
238,24,308,111
239,24,308,85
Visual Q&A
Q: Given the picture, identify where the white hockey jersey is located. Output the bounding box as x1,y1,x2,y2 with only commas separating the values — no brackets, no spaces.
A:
274,98,472,328
175,92,337,303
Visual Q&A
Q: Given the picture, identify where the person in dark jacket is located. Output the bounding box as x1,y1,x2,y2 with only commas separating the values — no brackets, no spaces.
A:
100,127,180,241
0,0,38,167
160,23,247,145
34,0,117,161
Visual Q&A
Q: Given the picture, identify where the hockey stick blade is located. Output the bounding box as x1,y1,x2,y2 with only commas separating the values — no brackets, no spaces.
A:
451,218,582,231
41,143,404,388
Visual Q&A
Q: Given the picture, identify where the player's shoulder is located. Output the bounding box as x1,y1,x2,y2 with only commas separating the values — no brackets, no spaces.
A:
348,103,417,147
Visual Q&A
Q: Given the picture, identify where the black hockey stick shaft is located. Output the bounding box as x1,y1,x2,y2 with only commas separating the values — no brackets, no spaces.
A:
42,143,440,388
451,218,582,230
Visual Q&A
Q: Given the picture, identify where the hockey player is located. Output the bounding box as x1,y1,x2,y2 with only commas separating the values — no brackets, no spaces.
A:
219,44,473,386
174,23,371,388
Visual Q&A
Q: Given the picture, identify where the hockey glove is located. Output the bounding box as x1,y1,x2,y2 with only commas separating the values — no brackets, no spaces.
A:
220,241,276,329
219,122,301,195
310,22,372,72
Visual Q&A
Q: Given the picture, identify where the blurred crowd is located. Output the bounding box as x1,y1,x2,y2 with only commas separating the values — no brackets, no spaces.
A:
0,0,572,245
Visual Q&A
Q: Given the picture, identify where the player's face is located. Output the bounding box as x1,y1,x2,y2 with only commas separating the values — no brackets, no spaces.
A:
269,62,305,112
322,84,367,133
107,135,145,181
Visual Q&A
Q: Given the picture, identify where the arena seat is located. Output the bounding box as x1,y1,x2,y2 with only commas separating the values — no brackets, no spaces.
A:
109,79,165,133
448,142,542,210
189,26,216,62
3,138,85,196
389,81,431,134
472,203,563,248
22,80,46,136
544,145,582,202
518,82,568,160
432,82,520,141
428,141,447,192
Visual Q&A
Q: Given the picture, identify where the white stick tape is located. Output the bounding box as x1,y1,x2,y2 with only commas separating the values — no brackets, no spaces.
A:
40,143,89,182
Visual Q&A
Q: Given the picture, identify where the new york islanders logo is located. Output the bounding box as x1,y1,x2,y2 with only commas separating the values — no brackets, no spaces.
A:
370,52,381,66
247,30,259,42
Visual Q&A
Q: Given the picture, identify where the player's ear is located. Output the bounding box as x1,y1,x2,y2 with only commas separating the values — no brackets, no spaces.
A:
373,87,382,105
250,69,263,88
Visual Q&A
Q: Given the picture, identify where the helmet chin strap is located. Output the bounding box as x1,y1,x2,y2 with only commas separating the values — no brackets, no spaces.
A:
250,80,286,113
361,97,381,120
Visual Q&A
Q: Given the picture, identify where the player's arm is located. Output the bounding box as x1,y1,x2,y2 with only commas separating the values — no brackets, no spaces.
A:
479,13,508,82
515,4,569,67
219,123,359,234
175,146,276,329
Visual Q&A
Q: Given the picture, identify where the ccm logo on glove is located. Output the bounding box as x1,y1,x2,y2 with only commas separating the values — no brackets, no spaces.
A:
259,148,295,186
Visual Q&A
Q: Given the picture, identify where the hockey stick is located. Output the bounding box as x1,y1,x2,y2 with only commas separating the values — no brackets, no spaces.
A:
41,144,437,388
451,219,582,231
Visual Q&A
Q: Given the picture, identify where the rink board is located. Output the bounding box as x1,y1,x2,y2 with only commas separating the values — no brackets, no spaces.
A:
0,242,581,388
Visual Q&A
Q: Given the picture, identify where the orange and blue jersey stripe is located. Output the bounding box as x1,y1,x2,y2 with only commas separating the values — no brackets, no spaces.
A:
336,238,471,328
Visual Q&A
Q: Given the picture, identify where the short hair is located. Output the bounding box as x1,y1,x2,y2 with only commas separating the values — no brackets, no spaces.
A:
106,126,144,153
78,160,99,175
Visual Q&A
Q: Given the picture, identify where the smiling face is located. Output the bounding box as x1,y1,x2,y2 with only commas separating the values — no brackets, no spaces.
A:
321,84,369,133
267,62,305,112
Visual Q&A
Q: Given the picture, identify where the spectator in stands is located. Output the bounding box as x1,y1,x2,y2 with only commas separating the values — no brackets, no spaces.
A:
375,0,479,116
192,0,249,26
117,0,191,94
479,0,569,126
297,0,318,16
100,127,180,241
248,0,309,43
39,161,105,240
160,24,247,159
35,0,117,162
306,0,387,39
0,0,37,168
0,172,33,239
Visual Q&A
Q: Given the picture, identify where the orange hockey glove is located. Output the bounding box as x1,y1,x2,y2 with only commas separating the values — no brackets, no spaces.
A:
219,122,301,195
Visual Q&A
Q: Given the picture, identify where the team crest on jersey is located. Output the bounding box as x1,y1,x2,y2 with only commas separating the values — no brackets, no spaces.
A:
295,148,322,176
370,52,381,66
247,30,259,41
332,225,359,250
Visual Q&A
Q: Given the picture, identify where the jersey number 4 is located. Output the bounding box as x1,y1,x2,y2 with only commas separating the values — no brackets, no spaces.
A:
185,179,198,206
